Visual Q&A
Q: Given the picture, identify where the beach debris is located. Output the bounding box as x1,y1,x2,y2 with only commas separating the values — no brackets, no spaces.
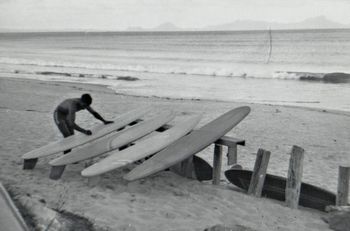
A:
18,195,96,231
36,71,72,77
204,224,256,231
117,76,139,81
299,72,350,83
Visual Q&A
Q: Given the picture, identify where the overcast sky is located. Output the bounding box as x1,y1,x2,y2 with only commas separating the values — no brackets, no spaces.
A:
0,0,349,31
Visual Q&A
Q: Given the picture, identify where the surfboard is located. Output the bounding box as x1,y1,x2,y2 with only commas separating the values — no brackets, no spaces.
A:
124,106,251,181
22,107,151,160
0,182,29,231
49,110,175,166
81,115,202,177
224,169,336,211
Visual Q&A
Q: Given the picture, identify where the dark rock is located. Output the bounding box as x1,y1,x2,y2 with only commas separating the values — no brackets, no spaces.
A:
36,71,71,77
323,73,350,84
117,76,139,81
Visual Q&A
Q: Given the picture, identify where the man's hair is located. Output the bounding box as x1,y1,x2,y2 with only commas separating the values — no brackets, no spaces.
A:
81,94,92,105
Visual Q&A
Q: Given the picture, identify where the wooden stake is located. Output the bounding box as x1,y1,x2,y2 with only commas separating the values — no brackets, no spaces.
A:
285,145,304,209
248,149,271,197
337,166,350,206
213,144,223,185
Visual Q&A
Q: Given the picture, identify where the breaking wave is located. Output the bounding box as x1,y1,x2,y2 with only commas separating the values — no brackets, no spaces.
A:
1,57,350,83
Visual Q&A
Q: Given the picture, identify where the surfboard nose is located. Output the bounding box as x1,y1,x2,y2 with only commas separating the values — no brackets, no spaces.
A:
82,160,130,177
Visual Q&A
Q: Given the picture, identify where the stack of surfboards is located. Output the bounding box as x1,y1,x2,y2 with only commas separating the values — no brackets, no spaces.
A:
81,115,202,177
123,106,250,181
49,110,177,166
83,106,250,181
22,106,250,182
21,107,152,166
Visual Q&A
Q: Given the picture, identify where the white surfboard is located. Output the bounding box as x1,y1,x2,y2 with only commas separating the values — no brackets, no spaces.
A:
49,110,175,166
124,106,250,181
22,107,151,160
81,115,202,177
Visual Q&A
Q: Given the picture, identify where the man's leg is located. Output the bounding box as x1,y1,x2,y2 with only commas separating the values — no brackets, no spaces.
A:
49,120,74,180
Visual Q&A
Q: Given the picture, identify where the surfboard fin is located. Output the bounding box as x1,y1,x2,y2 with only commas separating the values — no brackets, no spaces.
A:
23,158,38,170
49,165,66,180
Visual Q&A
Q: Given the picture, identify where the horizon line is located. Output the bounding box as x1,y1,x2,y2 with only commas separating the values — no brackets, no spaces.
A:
1,27,350,34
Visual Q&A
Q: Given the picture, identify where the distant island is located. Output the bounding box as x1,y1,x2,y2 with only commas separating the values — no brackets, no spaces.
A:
127,16,350,32
1,16,349,33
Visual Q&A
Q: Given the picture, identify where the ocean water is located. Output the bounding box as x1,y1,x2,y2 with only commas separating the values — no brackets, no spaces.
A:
0,29,349,111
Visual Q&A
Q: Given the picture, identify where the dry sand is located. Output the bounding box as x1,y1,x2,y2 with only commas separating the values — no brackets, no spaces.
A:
1,76,350,231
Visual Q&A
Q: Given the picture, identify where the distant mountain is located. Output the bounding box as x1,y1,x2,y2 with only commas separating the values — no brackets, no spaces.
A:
290,16,344,29
204,16,348,31
126,16,349,32
127,22,181,32
153,22,181,31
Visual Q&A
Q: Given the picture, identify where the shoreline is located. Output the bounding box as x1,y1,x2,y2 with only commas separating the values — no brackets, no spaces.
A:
1,76,349,230
3,74,350,118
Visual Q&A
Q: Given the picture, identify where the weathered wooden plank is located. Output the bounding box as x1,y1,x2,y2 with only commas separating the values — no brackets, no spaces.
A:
285,145,305,209
247,149,271,197
213,144,223,185
215,136,245,147
337,166,350,206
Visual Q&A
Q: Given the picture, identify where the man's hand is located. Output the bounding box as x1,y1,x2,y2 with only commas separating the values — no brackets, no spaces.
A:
104,120,114,125
85,130,92,135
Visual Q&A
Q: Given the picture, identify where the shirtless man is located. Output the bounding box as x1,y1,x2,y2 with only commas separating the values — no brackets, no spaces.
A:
48,93,113,180
23,94,113,179
53,93,113,138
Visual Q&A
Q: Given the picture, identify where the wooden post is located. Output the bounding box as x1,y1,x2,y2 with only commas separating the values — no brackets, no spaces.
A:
247,149,271,197
227,146,238,165
285,145,304,209
337,166,350,206
213,144,223,185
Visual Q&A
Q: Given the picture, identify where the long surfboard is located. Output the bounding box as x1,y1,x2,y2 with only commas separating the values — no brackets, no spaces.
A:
0,183,29,231
124,106,250,181
224,169,336,211
49,110,175,166
22,107,151,160
81,115,202,177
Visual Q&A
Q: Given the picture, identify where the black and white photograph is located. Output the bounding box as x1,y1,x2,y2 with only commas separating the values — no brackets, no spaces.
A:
0,0,349,230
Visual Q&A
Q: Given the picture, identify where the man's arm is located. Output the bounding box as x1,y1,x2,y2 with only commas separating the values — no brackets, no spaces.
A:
86,106,113,124
66,111,92,135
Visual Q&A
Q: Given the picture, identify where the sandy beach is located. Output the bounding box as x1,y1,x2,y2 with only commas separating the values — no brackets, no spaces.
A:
1,76,349,231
